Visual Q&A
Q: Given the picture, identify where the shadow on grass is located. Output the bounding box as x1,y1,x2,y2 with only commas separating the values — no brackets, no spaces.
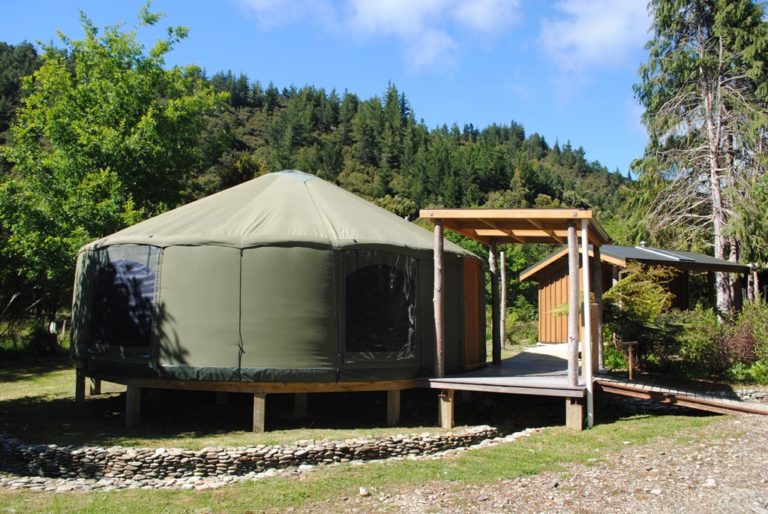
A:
0,381,714,449
0,359,72,384
1,389,453,447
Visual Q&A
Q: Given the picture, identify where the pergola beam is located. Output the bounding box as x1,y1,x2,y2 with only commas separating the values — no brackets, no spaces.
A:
528,218,564,243
421,208,595,220
479,219,526,244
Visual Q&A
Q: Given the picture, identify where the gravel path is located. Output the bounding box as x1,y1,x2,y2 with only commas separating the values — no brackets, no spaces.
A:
299,414,768,514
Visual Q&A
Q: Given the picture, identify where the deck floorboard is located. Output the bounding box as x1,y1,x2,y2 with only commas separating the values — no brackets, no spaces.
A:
428,345,586,398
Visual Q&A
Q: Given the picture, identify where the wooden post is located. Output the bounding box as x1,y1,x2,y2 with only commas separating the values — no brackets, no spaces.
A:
434,221,445,378
386,390,400,426
752,268,760,301
592,245,604,371
252,393,266,433
75,370,85,403
489,240,501,365
567,222,579,387
438,390,454,429
125,386,141,428
565,398,584,431
580,220,594,428
590,305,600,372
89,378,102,396
293,393,308,419
500,250,507,349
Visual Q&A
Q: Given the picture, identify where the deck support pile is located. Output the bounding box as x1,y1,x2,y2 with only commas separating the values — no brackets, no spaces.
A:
252,393,266,432
126,386,141,428
565,221,585,429
293,393,308,419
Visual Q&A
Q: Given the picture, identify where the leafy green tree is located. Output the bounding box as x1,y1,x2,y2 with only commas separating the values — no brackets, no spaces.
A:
0,42,40,142
1,5,224,312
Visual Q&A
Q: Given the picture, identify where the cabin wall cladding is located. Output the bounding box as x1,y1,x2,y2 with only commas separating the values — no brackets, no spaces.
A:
0,428,497,480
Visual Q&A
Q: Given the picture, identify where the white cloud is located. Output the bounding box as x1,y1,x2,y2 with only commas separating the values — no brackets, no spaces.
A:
453,0,521,32
347,0,445,36
236,0,337,29
236,0,522,71
540,0,650,73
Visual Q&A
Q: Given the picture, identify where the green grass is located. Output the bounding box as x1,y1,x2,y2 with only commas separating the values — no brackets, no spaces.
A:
0,413,721,513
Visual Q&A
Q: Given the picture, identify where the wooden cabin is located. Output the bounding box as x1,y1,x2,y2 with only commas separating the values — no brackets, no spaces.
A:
520,244,749,344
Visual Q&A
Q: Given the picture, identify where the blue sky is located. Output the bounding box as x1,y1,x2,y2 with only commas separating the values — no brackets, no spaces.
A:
1,0,651,174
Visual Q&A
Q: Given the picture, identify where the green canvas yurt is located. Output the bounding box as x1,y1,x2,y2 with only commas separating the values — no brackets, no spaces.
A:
71,170,485,385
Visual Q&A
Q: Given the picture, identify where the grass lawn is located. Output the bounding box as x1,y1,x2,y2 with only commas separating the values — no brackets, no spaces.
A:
0,359,725,513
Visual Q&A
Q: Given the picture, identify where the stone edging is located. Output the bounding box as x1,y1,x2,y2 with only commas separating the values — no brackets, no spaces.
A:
0,426,502,487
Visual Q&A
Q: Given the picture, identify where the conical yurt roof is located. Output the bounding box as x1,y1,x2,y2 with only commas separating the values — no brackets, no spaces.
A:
85,170,472,256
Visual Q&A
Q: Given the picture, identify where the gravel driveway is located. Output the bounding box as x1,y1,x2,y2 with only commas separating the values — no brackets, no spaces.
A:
298,414,768,513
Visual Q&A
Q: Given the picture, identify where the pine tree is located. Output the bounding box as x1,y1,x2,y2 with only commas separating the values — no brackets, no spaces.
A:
635,0,768,312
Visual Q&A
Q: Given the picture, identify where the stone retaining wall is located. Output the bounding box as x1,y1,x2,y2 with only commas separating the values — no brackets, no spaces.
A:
0,426,498,480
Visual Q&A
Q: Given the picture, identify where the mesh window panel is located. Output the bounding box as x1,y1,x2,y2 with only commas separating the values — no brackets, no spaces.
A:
344,250,417,362
90,245,159,348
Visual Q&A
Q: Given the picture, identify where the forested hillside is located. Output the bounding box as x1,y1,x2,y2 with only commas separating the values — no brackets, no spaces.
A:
195,74,630,221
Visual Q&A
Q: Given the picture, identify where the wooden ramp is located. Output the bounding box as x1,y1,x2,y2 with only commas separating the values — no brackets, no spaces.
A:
596,375,768,416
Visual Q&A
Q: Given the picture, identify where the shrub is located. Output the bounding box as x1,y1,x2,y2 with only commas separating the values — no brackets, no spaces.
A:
733,301,768,362
499,296,538,348
603,340,628,370
675,306,728,376
728,361,768,385
603,262,678,367
748,361,768,384
722,301,768,384
723,318,757,364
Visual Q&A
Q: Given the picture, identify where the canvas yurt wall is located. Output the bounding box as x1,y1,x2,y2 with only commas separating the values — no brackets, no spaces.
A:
71,170,485,383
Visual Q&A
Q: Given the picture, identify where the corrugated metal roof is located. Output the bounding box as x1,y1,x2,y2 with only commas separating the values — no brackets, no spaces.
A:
520,244,748,281
602,245,747,271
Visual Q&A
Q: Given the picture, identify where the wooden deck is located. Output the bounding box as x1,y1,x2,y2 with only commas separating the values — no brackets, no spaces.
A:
428,345,586,398
596,375,768,416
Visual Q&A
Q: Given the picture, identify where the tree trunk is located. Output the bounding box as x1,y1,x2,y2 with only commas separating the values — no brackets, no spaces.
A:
701,34,733,314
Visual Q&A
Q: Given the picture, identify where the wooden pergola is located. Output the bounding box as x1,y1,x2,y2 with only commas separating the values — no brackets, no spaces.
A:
420,208,611,429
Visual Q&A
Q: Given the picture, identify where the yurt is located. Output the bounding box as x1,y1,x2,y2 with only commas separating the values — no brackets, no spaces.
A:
71,170,485,387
